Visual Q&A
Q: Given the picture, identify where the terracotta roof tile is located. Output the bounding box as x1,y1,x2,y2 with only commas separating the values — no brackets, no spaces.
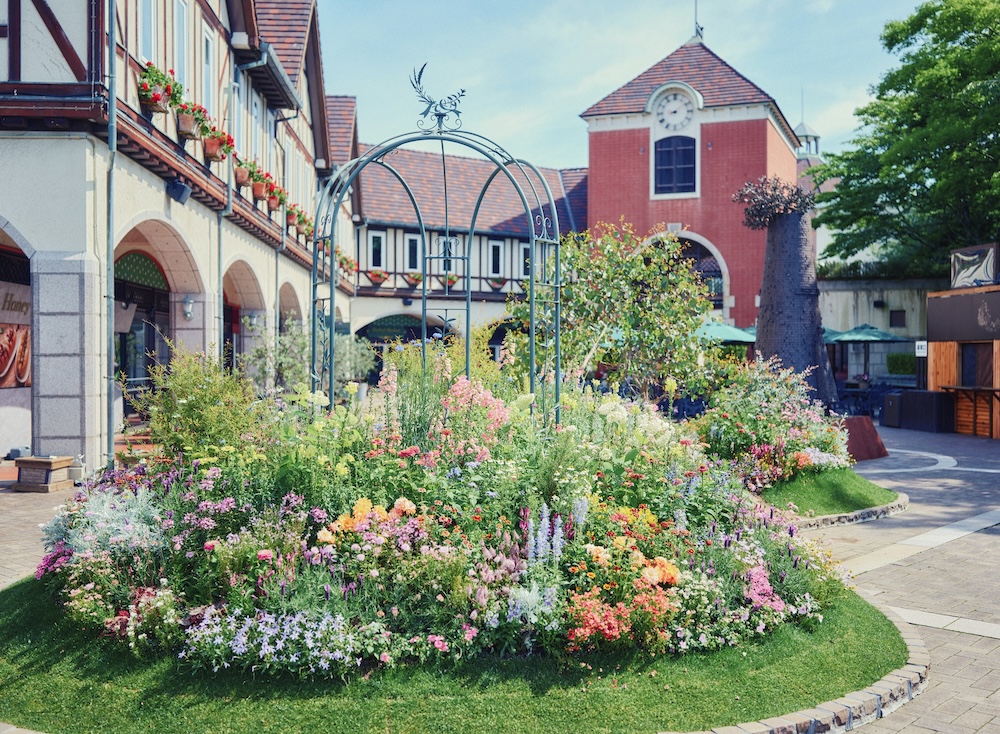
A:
255,0,313,86
326,96,357,166
582,39,774,117
357,146,576,239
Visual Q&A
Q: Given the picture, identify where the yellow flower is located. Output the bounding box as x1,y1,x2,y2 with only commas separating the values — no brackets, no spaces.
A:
352,498,373,520
316,528,335,545
334,463,349,477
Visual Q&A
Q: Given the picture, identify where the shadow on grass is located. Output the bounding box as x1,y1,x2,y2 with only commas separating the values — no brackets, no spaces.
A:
0,578,910,734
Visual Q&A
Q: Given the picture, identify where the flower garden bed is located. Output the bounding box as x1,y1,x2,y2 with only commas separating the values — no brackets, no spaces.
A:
27,343,907,728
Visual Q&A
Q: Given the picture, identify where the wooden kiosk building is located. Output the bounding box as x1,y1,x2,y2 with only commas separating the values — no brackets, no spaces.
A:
926,244,1000,439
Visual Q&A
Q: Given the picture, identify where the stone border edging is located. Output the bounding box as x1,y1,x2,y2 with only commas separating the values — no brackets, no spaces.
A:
661,603,929,734
792,492,909,531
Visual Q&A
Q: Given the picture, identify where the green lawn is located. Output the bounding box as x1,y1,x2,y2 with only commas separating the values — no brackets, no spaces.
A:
0,578,908,734
764,468,898,518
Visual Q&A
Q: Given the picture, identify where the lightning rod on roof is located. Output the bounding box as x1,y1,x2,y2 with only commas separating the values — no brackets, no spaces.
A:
694,0,704,38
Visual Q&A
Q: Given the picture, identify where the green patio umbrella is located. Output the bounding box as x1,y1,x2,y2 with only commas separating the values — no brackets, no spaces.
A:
829,323,910,375
695,320,756,344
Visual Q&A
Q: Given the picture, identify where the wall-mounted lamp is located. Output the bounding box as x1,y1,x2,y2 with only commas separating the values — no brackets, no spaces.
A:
247,311,259,330
872,299,886,309
314,282,331,303
181,294,195,321
402,297,413,307
166,178,192,205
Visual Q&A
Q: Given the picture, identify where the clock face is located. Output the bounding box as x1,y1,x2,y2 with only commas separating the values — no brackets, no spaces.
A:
655,92,694,131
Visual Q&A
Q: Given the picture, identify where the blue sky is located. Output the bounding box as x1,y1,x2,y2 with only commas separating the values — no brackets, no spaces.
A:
318,0,923,169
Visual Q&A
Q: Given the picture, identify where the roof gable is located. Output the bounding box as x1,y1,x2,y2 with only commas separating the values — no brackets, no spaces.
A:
582,39,774,118
326,96,358,167
255,0,312,87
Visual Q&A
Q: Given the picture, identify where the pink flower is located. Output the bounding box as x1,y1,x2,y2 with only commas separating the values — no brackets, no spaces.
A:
379,652,391,664
204,540,217,552
257,549,273,561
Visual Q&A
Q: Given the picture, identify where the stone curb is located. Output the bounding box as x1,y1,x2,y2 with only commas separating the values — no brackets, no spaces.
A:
792,492,909,531
659,605,929,734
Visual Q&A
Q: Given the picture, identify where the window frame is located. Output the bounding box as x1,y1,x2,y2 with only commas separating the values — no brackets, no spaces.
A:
140,0,157,63
173,0,188,88
201,22,214,116
405,233,421,272
521,242,531,278
653,135,697,196
368,230,386,270
488,239,504,277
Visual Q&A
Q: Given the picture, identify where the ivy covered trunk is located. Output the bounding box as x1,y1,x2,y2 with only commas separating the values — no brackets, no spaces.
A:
755,212,837,406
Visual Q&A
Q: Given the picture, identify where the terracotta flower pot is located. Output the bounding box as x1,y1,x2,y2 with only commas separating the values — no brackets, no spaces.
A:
203,136,225,162
267,195,280,211
141,86,169,114
176,112,200,140
368,272,388,285
403,273,423,287
252,181,267,200
296,223,307,235
234,166,250,188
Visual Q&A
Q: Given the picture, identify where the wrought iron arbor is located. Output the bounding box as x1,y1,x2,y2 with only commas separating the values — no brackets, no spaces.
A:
310,69,563,420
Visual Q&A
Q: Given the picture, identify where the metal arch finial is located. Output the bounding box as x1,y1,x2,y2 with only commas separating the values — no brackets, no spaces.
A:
410,63,466,131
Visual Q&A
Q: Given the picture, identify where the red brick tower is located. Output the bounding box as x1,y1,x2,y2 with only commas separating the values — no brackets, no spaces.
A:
582,37,800,327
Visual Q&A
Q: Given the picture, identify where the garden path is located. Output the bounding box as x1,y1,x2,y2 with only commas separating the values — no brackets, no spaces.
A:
804,426,1000,733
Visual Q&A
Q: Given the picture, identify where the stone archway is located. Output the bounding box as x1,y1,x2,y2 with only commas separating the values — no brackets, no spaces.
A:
222,259,266,370
647,229,732,322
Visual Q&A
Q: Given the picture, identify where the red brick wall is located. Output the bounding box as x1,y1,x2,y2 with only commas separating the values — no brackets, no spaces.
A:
587,117,798,327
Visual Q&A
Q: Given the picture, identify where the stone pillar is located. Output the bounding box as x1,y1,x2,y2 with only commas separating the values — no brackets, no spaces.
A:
31,250,104,469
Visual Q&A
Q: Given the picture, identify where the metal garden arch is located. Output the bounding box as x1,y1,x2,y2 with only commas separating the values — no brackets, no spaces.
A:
309,69,563,421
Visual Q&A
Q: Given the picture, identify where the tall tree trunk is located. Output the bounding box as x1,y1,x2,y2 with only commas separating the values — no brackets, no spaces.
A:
755,212,838,405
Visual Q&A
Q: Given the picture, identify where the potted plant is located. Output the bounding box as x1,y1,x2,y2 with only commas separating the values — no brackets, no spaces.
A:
403,271,424,287
137,62,182,114
368,268,389,285
175,101,208,140
296,211,313,236
335,246,357,274
267,183,287,212
203,125,234,162
439,272,459,289
234,158,258,188
487,276,507,290
252,169,271,201
286,203,301,228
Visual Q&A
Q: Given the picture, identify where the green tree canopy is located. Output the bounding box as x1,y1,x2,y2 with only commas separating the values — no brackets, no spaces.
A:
811,0,1000,272
510,220,711,400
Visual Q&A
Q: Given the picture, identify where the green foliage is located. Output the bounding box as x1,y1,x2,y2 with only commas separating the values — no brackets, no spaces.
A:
886,352,916,374
125,345,275,458
240,318,310,393
811,0,1000,269
693,358,850,491
510,220,712,400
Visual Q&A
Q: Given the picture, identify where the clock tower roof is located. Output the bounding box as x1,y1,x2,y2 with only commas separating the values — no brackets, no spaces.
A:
581,40,793,139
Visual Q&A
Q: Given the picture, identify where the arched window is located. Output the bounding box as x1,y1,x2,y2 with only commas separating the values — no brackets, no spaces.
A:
681,240,722,309
654,136,695,194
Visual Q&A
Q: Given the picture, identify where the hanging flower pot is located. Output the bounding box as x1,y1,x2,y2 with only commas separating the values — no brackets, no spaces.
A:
176,111,201,140
368,269,389,285
439,274,460,289
140,85,170,115
296,223,308,235
403,272,424,287
286,212,298,227
252,181,267,200
267,195,280,211
234,166,250,188
487,277,507,290
203,135,225,162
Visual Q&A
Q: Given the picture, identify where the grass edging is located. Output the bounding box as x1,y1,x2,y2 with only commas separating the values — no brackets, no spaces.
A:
665,600,930,734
